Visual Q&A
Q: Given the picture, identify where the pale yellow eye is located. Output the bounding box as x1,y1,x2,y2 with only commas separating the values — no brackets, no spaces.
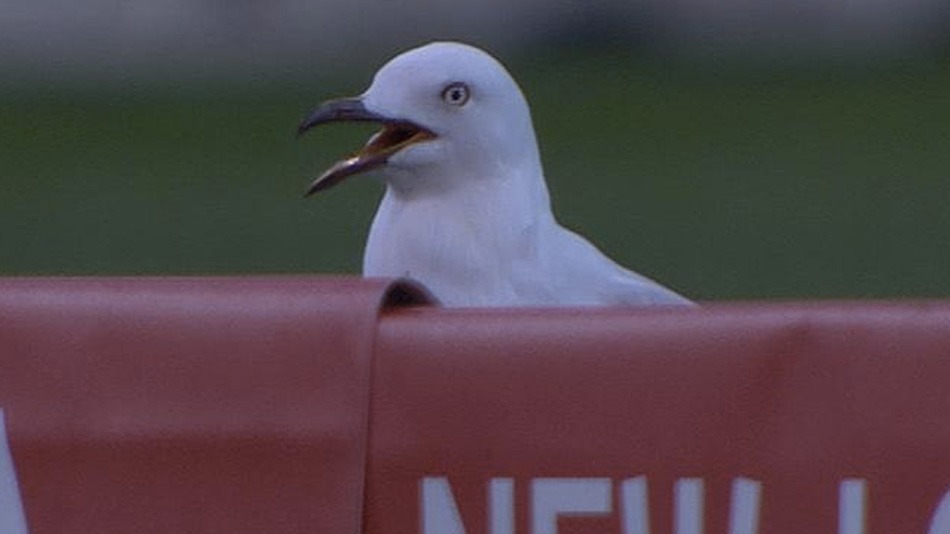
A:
441,82,470,106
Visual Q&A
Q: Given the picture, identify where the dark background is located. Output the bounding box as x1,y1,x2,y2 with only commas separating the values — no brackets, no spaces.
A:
2,1,948,301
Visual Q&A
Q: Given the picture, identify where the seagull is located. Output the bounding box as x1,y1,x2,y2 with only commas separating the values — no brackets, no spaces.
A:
298,41,693,307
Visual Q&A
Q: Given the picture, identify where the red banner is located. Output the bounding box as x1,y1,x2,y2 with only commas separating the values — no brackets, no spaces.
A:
0,277,428,534
3,279,950,533
367,304,950,534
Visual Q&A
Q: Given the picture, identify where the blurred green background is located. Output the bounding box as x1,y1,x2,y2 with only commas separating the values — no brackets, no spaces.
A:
2,29,949,301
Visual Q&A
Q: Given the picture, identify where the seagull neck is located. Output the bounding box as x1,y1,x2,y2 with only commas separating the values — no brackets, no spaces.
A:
367,158,560,281
386,158,554,223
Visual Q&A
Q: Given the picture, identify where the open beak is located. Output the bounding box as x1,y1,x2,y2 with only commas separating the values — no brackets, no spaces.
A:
297,97,435,195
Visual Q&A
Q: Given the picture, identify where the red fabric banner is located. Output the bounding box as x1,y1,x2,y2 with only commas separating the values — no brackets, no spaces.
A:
368,304,950,534
3,279,950,533
0,277,429,534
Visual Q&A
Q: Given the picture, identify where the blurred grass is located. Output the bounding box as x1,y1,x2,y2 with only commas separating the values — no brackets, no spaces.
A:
1,49,949,300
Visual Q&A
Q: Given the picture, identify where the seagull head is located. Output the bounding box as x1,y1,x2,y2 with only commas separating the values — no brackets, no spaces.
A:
298,41,539,196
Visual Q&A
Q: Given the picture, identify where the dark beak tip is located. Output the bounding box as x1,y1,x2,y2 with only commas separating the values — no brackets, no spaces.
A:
296,97,384,136
296,117,318,138
303,171,337,197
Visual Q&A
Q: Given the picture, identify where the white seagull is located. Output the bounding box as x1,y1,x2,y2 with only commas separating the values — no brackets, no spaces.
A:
298,41,693,307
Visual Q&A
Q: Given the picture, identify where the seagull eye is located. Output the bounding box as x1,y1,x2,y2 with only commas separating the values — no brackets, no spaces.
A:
441,82,470,106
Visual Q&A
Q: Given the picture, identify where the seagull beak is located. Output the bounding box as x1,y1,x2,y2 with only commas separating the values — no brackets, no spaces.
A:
297,97,436,195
